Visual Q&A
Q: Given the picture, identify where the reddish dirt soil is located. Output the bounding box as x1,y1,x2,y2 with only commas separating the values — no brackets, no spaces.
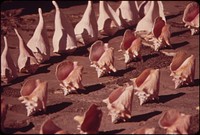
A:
1,1,199,134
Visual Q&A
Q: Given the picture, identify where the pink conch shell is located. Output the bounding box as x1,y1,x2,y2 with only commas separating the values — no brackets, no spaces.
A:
97,1,123,36
131,127,155,134
18,79,48,116
136,1,166,33
14,28,39,74
136,17,171,51
74,1,98,45
1,98,8,133
103,84,134,123
55,60,84,95
89,40,116,78
116,1,139,27
158,109,191,134
52,1,77,53
120,29,143,63
1,36,18,84
169,51,195,89
131,68,160,105
27,8,50,63
182,2,199,35
74,104,102,134
40,118,69,134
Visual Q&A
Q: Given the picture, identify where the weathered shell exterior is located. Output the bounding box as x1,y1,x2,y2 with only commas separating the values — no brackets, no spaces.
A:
1,36,18,84
89,40,116,78
74,104,102,134
18,79,48,116
74,1,98,45
27,8,50,63
131,68,160,105
103,85,134,123
158,109,191,134
55,60,84,95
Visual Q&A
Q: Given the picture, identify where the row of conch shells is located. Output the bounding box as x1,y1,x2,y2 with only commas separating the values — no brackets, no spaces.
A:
103,84,134,123
131,68,160,105
119,29,143,63
14,28,39,74
89,40,116,78
158,109,191,134
74,104,102,134
1,36,18,84
55,60,84,95
1,98,8,133
27,8,50,63
182,2,199,35
18,79,48,116
40,118,69,134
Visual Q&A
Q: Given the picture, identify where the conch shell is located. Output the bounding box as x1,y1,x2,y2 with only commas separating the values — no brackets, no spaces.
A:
131,68,160,105
169,51,195,89
1,98,8,133
158,109,191,134
182,2,199,35
136,1,166,33
18,79,48,116
103,84,134,123
52,0,77,53
27,8,50,63
55,60,84,95
74,104,102,134
120,29,143,63
97,1,123,36
131,127,155,134
1,36,18,84
74,1,98,45
40,118,69,134
116,1,139,27
89,40,116,78
136,17,171,51
14,28,39,74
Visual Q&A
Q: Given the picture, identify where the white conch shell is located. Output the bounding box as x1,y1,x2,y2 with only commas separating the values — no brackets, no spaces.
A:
136,1,166,33
116,1,139,27
103,85,134,123
169,51,195,89
120,29,143,63
27,8,50,63
137,1,151,19
74,1,98,45
89,40,116,78
1,98,8,133
18,79,48,116
97,1,123,36
131,68,160,105
74,104,102,134
55,60,84,95
40,118,69,134
182,2,199,35
1,36,18,84
131,127,155,134
158,109,191,134
14,28,39,74
52,0,77,53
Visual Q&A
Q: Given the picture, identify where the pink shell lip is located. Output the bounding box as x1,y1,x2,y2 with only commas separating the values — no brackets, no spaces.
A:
108,87,125,103
89,40,105,62
134,68,152,87
152,17,166,38
183,2,199,23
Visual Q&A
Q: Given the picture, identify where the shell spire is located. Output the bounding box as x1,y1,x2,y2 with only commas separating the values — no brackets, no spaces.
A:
1,36,18,84
27,8,50,63
14,28,39,74
74,1,98,45
52,0,77,53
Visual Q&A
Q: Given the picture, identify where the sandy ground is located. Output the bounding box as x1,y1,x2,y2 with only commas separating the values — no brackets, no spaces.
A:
1,1,199,134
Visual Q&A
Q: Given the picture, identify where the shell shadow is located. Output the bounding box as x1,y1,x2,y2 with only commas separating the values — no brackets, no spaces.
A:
171,41,189,49
159,92,185,103
110,66,135,77
4,122,34,134
128,111,162,122
44,53,68,65
45,102,72,115
171,29,190,37
180,79,200,88
142,53,159,62
78,83,105,94
99,128,125,134
166,12,182,20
